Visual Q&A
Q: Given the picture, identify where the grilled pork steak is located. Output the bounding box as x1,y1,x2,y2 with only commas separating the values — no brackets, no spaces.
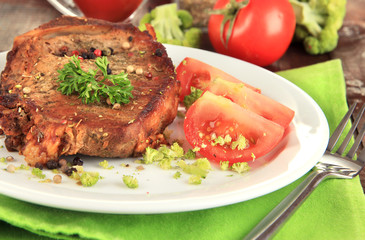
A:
0,16,180,166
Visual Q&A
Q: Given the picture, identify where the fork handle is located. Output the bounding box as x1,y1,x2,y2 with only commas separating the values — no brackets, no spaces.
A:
244,171,328,240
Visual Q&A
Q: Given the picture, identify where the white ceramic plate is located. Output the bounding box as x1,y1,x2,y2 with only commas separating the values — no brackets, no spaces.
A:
0,45,329,214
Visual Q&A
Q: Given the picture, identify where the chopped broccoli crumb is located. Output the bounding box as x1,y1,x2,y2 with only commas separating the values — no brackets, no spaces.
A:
71,171,81,181
159,145,178,160
232,162,251,174
188,175,202,185
123,175,139,189
192,147,201,152
80,172,100,187
220,161,230,171
173,171,182,179
177,159,210,178
99,160,114,170
212,135,225,146
170,142,184,158
183,149,196,159
120,163,130,168
17,164,30,170
32,168,46,179
194,158,212,171
143,147,164,164
231,135,249,150
159,158,172,170
183,86,203,109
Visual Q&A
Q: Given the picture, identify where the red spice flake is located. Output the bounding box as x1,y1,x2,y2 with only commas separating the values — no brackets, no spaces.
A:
127,52,134,57
145,72,152,78
71,50,79,56
152,76,159,81
94,49,102,57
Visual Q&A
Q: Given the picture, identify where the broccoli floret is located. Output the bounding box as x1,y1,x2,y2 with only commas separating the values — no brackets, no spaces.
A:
123,175,139,189
289,0,347,54
183,27,202,48
166,39,183,45
139,13,152,27
177,9,193,29
80,172,100,187
138,3,201,48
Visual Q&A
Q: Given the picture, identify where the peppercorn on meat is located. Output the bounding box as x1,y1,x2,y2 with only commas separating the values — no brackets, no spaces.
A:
0,16,179,166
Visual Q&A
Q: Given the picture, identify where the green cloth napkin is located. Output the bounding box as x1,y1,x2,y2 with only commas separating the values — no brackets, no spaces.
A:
0,59,364,240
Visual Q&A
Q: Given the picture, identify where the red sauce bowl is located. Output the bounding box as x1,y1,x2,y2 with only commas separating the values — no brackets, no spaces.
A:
73,0,143,22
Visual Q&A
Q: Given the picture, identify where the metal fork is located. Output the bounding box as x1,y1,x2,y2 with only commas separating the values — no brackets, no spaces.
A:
244,103,365,240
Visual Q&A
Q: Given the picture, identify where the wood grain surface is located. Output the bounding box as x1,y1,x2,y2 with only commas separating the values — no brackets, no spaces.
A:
0,0,364,192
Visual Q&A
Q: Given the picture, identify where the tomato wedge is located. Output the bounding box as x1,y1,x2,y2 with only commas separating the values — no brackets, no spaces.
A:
176,57,261,102
206,78,294,129
184,92,285,163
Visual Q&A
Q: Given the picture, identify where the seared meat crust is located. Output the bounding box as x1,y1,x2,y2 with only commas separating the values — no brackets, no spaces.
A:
0,16,180,166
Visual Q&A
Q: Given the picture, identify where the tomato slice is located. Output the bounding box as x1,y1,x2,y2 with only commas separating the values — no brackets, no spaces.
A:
184,92,285,163
206,78,294,129
176,57,261,102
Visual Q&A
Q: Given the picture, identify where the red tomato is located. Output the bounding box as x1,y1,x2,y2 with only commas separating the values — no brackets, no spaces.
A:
184,92,285,163
176,57,261,102
206,78,294,129
208,0,296,66
73,0,142,22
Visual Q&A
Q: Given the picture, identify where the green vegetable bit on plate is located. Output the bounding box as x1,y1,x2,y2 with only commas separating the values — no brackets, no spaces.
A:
99,160,114,170
123,175,139,189
232,162,251,174
183,86,203,109
32,168,46,179
80,172,100,187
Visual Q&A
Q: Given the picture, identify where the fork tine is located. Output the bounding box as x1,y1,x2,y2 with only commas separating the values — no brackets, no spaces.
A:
347,121,365,159
327,103,357,152
337,103,365,155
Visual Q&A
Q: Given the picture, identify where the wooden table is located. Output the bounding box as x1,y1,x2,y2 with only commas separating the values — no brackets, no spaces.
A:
0,0,364,192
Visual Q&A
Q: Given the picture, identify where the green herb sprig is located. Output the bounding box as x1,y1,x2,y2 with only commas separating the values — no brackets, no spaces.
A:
57,56,133,104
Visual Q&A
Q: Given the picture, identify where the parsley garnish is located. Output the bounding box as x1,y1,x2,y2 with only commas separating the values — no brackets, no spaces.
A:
57,56,133,104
